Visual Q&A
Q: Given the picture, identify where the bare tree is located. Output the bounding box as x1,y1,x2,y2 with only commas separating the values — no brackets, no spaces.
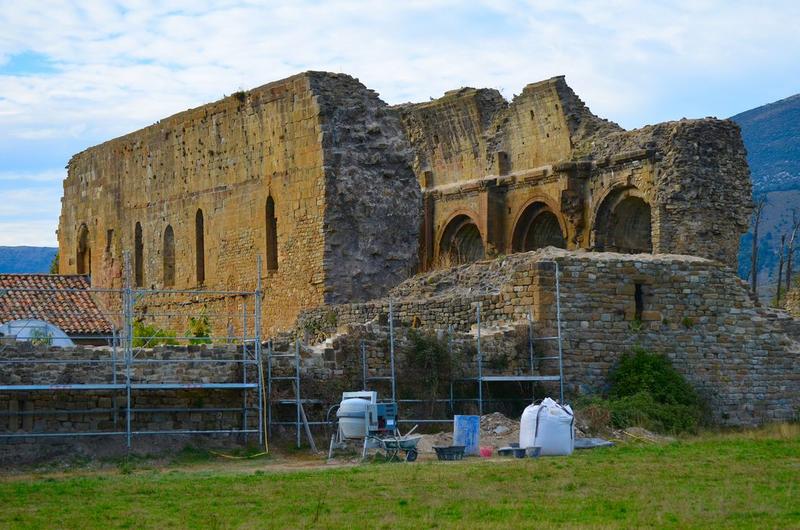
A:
784,209,799,292
750,196,767,296
776,234,786,306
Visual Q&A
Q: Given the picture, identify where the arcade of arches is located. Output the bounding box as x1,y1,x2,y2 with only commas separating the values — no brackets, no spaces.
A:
433,187,653,266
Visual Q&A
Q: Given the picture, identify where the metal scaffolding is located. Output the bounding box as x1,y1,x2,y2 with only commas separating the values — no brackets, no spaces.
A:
471,260,565,414
0,253,264,449
265,339,321,450
356,262,566,424
187,259,566,448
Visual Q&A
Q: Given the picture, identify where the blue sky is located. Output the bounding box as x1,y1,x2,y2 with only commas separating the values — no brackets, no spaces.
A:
1,0,800,246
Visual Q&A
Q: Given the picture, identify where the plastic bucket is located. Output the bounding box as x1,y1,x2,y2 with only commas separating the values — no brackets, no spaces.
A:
479,446,493,458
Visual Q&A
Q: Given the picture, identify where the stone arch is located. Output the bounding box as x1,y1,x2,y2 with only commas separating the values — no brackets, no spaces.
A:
438,213,484,265
76,223,91,275
163,225,175,287
511,201,567,252
593,186,652,253
195,209,205,286
265,196,278,272
134,222,144,287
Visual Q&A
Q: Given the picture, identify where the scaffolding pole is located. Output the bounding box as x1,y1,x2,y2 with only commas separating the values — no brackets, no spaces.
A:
255,255,264,448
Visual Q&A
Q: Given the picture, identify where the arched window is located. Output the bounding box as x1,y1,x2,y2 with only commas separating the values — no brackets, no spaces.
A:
511,203,566,252
265,196,278,271
76,224,91,275
134,222,144,287
163,225,175,287
594,188,652,254
438,214,484,265
195,209,205,285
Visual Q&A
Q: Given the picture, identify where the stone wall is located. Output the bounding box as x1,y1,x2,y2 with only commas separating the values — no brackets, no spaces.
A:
59,71,753,338
298,249,800,426
398,76,751,269
58,72,420,334
312,75,421,304
0,344,257,464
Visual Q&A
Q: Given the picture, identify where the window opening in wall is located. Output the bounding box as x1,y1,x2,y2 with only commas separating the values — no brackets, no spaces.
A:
439,215,485,265
134,222,144,287
76,224,90,275
195,209,205,285
634,283,644,321
105,229,114,254
530,110,535,120
265,197,278,272
512,203,566,252
163,225,175,287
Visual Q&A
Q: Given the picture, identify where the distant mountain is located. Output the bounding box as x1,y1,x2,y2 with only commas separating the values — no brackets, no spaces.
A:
732,93,800,302
732,94,800,194
0,246,58,274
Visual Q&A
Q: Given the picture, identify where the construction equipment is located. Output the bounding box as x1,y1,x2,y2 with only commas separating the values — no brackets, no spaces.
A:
328,391,419,461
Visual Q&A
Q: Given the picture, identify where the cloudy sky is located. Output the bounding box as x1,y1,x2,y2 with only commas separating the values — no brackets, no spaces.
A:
1,0,799,246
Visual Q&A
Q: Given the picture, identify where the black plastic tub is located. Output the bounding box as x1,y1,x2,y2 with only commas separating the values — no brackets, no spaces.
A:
433,445,466,461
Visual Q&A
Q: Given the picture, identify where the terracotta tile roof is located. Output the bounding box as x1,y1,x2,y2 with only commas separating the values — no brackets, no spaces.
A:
0,274,113,336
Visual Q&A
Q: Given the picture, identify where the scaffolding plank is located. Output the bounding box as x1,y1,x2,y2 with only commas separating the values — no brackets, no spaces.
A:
0,384,125,391
132,383,259,390
480,375,561,382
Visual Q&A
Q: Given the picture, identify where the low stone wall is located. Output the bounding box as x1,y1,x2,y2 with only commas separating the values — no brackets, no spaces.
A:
0,344,258,465
299,249,800,426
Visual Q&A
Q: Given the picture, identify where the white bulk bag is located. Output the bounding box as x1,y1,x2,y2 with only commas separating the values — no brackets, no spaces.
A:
519,397,574,456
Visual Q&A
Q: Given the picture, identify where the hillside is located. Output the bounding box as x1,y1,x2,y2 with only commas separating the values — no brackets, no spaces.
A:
732,94,800,302
732,94,800,193
0,246,57,274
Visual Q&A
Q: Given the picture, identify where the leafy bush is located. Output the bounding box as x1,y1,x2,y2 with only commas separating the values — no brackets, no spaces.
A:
610,348,702,408
402,330,459,414
577,349,705,434
187,315,212,345
132,320,177,348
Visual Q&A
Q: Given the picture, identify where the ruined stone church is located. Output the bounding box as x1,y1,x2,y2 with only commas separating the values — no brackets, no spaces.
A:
58,71,752,331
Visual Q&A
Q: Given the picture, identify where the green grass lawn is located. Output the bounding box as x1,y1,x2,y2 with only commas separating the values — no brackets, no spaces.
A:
1,426,798,529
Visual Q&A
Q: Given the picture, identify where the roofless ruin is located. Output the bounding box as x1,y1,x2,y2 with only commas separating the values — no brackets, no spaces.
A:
58,72,751,332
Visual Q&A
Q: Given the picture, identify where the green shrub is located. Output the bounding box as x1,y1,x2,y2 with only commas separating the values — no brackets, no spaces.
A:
610,349,702,408
607,391,703,433
132,320,177,348
577,349,705,434
187,315,212,345
402,330,458,414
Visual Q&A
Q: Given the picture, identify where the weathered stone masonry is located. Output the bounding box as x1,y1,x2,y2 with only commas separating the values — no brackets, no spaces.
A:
58,72,751,336
398,77,751,269
0,344,256,464
300,249,799,426
59,72,421,333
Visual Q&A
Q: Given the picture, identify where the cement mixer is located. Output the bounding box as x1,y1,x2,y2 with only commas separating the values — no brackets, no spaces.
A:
327,391,420,461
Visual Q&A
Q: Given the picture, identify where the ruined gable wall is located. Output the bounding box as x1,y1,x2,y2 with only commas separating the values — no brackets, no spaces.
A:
589,119,752,266
311,74,421,304
394,88,507,188
60,73,329,332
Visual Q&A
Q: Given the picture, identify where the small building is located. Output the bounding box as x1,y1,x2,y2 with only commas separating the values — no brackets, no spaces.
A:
0,274,113,346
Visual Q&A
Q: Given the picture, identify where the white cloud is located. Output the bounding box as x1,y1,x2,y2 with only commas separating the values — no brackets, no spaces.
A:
0,0,799,246
0,169,65,182
0,220,58,247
